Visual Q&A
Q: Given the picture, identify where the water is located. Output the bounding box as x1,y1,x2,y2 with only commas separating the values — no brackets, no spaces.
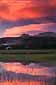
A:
0,62,56,85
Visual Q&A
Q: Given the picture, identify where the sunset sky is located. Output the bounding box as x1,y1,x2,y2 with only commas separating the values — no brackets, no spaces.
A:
0,0,56,37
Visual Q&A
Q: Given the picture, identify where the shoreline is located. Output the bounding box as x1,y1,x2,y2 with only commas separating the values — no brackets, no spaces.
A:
0,60,56,66
0,50,56,65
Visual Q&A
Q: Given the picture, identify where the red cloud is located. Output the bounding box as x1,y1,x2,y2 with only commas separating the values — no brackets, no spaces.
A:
32,0,56,17
0,0,32,20
0,0,56,21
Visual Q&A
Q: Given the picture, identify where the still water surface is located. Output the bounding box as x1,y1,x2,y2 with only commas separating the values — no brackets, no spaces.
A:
0,62,56,85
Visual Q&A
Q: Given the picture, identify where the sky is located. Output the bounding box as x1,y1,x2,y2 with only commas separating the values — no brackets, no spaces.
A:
0,0,56,37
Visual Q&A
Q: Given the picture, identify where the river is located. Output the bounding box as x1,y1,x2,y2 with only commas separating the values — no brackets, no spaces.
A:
0,62,56,85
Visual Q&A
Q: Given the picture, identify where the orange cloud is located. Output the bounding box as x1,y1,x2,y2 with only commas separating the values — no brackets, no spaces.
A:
3,24,48,37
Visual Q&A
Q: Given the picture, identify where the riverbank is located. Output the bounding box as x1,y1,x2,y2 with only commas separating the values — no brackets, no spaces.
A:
0,50,56,64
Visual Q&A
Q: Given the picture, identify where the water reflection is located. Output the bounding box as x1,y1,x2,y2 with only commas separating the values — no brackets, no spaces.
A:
0,62,56,85
0,80,53,85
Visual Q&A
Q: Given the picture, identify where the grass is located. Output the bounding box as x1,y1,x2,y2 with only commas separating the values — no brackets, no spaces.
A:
0,50,56,63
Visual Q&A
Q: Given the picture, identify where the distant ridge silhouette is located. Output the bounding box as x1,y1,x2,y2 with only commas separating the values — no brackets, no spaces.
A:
0,32,56,49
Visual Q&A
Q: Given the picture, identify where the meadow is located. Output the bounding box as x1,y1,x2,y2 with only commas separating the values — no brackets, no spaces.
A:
0,50,56,63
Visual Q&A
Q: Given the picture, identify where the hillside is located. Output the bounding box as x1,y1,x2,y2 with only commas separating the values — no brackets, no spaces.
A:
38,32,56,37
0,32,56,49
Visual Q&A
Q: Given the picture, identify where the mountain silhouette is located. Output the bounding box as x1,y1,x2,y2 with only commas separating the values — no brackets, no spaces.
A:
38,32,56,37
0,32,56,49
